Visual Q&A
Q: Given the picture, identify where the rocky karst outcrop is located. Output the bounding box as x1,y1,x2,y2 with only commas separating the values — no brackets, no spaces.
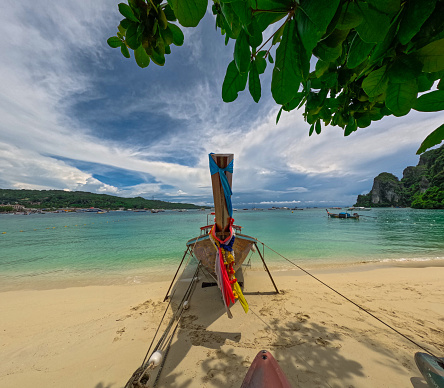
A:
355,144,444,209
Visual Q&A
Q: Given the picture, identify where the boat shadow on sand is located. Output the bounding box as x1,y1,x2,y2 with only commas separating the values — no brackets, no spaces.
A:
141,263,428,388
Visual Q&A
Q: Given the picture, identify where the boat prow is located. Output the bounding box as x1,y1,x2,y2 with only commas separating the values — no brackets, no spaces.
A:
187,232,257,276
241,350,292,388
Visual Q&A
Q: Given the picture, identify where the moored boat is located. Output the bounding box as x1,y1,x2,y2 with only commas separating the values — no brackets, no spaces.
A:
186,153,257,318
326,209,359,219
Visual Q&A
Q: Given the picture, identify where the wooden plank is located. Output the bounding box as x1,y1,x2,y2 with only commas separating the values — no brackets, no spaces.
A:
210,154,233,232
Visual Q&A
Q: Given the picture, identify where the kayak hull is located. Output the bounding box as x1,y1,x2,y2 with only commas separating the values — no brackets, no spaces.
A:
241,350,292,388
415,352,444,388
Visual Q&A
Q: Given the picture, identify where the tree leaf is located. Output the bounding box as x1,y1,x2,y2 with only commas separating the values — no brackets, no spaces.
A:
126,22,141,50
222,60,248,102
413,90,444,112
295,9,320,56
299,0,340,33
231,1,252,27
248,61,261,103
415,38,444,73
118,3,139,22
336,2,363,30
107,37,123,48
255,0,290,9
168,23,184,46
256,56,267,74
163,4,177,21
313,41,342,63
385,79,418,116
315,60,330,77
283,93,304,111
416,74,435,92
220,2,242,39
387,55,423,83
344,119,357,136
271,19,308,105
276,106,283,124
160,26,174,46
315,120,321,134
151,38,165,66
272,23,285,46
347,34,375,69
296,0,340,55
120,44,130,58
398,0,436,45
369,12,400,64
170,0,207,27
362,66,388,98
120,18,131,29
367,0,400,15
309,123,315,136
356,114,372,128
416,123,444,154
355,3,391,43
234,30,251,74
246,18,263,48
134,45,150,68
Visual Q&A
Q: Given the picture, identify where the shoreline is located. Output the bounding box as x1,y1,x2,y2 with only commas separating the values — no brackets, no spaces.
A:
2,256,444,292
1,264,443,387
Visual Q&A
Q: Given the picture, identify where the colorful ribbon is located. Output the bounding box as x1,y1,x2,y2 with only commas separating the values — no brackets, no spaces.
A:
209,153,233,218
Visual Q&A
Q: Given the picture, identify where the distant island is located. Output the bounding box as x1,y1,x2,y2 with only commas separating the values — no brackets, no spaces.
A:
355,144,444,209
0,189,204,212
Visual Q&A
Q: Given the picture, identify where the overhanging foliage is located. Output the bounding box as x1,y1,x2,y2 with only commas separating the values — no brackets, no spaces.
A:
108,0,444,153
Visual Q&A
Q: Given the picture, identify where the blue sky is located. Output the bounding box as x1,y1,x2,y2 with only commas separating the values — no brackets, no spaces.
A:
1,1,443,207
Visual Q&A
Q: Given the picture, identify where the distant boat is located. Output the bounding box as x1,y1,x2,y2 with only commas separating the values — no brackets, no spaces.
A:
326,209,359,219
348,207,371,211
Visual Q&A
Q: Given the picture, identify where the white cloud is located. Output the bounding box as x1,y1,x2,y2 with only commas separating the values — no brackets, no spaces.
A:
1,0,442,206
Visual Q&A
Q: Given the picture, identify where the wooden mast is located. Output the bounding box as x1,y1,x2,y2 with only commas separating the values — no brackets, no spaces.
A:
210,153,233,234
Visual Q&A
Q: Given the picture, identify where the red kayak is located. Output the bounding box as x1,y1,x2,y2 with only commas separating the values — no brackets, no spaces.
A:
241,350,292,388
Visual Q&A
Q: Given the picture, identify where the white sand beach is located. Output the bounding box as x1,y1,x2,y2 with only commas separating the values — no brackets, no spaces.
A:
1,262,443,388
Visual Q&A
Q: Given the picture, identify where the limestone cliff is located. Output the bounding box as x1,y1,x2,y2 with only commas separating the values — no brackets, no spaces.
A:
354,144,444,208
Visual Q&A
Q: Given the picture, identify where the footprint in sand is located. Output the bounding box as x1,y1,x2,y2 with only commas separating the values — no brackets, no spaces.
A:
113,327,126,342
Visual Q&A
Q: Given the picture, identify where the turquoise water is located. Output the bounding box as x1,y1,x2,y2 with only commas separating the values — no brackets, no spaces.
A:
1,208,444,290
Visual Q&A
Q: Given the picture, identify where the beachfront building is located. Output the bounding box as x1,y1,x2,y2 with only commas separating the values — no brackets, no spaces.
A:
0,203,25,211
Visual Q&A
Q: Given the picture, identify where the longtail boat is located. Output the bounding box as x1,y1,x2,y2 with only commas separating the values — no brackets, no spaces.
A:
126,156,443,387
186,153,259,318
326,209,359,219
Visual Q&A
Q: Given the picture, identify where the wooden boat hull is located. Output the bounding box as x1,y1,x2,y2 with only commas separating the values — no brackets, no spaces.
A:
415,352,444,388
187,233,256,276
328,214,359,219
241,350,292,388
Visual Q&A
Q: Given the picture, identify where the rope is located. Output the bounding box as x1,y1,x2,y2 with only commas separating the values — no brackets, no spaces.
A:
140,289,176,368
256,239,444,365
125,255,200,388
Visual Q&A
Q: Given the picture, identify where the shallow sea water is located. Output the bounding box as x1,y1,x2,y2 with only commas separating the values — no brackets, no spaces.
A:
1,208,443,290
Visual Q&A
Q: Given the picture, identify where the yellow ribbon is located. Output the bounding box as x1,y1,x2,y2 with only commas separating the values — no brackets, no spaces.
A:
233,281,249,313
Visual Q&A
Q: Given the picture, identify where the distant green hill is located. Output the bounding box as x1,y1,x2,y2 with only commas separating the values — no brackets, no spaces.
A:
355,144,444,209
0,189,204,210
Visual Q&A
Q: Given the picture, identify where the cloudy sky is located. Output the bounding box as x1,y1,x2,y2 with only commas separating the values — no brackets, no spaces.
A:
1,1,442,207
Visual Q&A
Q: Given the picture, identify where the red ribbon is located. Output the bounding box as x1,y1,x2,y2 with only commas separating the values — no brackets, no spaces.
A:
218,247,235,306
